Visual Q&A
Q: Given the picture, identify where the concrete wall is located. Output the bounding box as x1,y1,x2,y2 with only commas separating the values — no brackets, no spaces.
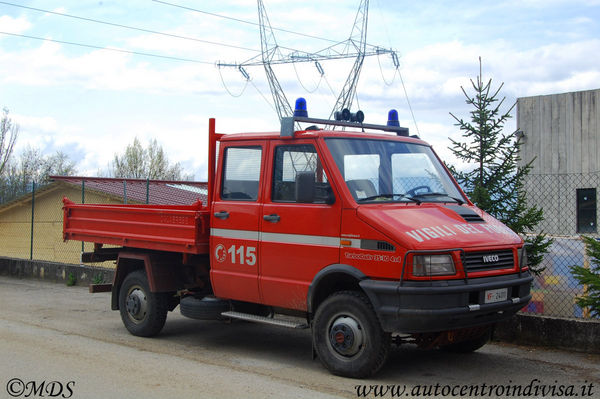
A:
518,89,599,174
494,313,600,354
0,257,115,287
517,88,600,236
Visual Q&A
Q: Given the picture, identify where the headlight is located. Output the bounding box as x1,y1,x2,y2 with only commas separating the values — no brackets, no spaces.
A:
412,254,455,276
519,245,528,269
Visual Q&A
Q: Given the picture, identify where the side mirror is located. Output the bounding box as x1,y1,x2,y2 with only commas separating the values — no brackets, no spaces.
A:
295,171,316,203
325,190,336,205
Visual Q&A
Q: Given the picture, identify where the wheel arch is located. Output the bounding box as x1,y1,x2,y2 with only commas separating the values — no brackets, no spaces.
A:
111,254,145,310
111,251,181,310
307,264,369,316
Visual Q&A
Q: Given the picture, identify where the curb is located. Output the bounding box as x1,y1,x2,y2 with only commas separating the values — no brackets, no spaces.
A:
0,256,115,287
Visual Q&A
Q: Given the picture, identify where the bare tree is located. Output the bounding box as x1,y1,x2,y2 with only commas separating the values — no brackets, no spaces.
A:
0,108,19,175
43,150,77,178
0,146,77,202
112,137,183,180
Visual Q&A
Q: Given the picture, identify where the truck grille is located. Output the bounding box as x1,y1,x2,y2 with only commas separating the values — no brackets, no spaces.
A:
463,250,514,272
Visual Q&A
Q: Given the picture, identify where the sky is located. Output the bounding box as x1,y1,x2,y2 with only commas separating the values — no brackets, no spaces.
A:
0,0,599,180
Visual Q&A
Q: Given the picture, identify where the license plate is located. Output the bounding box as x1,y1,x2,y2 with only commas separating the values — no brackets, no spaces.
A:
484,288,508,304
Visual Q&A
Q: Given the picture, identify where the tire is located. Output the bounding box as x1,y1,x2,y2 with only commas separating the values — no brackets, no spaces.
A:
180,295,230,320
312,291,390,378
441,329,491,353
118,270,169,337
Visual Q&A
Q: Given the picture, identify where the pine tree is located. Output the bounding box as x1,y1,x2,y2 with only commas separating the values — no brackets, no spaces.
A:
571,236,600,318
448,58,551,271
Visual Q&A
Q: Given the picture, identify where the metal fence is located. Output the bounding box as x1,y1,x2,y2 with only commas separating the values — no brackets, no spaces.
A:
520,172,599,319
524,235,591,319
0,174,597,319
0,177,207,268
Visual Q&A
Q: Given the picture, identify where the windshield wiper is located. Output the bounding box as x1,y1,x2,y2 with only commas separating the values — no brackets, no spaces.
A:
357,193,421,204
411,192,464,205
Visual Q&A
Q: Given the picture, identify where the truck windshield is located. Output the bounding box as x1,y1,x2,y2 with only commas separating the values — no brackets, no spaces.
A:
325,138,466,204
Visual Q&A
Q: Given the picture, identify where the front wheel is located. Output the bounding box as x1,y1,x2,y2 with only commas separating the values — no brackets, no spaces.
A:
312,291,390,378
119,270,169,337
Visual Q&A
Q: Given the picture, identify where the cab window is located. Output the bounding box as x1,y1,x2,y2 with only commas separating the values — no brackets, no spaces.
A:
272,144,333,204
221,146,262,201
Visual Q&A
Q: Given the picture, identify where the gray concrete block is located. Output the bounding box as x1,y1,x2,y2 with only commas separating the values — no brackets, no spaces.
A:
494,313,600,354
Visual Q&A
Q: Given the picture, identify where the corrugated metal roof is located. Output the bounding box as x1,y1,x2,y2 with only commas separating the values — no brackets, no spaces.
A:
50,176,208,206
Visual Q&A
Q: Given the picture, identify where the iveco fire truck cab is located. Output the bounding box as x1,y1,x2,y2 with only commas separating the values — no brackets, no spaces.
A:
63,98,532,378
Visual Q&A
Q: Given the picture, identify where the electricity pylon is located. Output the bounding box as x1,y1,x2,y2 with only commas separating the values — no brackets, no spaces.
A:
218,0,398,121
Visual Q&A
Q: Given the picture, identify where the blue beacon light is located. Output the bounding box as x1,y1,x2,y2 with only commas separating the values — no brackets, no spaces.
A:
387,109,400,127
293,97,308,117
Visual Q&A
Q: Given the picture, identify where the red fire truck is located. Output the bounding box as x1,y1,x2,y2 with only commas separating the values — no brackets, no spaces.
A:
62,100,532,378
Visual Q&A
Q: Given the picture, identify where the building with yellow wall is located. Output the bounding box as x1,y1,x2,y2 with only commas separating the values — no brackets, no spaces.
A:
0,177,207,266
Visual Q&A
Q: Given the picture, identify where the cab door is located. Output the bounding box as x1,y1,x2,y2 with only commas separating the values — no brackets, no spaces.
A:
210,142,265,303
259,141,341,310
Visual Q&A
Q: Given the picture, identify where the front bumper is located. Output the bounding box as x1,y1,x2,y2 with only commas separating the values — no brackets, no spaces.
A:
359,272,533,333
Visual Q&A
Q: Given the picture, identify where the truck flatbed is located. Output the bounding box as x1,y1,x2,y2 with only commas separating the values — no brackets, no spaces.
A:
62,198,210,254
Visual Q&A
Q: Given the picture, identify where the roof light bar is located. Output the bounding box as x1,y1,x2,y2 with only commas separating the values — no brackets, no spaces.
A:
281,99,410,137
281,115,409,137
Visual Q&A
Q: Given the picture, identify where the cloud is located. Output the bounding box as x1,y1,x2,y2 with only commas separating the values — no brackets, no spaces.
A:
0,15,31,35
49,7,68,15
365,38,600,107
1,0,599,180
504,0,600,6
13,114,59,132
11,113,83,155
502,40,600,96
0,39,223,93
349,36,600,152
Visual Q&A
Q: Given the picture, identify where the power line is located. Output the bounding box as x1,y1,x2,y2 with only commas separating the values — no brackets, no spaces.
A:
152,0,340,44
218,67,250,97
0,1,259,53
248,79,276,113
374,0,420,135
0,31,214,64
398,69,420,136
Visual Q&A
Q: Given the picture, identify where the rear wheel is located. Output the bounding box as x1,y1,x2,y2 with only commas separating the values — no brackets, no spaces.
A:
312,291,390,378
119,270,169,337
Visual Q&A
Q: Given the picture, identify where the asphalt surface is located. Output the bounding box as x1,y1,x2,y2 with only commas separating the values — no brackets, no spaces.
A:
0,276,598,399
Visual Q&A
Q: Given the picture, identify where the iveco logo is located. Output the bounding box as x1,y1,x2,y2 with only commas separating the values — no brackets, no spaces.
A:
483,254,500,263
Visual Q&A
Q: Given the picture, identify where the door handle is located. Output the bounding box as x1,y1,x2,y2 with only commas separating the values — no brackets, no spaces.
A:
263,214,280,223
214,211,230,220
